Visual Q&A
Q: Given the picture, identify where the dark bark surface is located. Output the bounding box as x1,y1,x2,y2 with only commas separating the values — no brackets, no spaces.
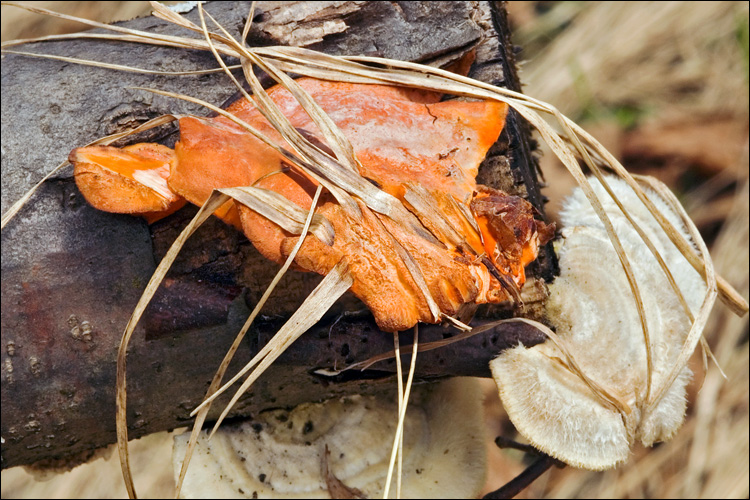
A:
1,1,556,469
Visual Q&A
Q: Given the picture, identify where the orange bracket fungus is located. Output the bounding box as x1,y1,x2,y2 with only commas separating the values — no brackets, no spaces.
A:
70,77,554,333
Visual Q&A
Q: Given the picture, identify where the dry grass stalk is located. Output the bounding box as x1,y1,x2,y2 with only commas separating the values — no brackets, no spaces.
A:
173,184,325,496
519,1,750,122
383,326,419,499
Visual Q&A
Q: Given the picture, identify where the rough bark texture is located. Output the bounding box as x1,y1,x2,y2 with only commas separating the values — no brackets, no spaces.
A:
1,1,556,469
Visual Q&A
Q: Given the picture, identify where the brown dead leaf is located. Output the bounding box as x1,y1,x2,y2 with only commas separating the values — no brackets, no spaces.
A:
322,445,366,499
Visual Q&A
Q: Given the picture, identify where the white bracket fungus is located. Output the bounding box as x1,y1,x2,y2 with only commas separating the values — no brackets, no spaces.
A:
491,176,708,470
173,378,487,499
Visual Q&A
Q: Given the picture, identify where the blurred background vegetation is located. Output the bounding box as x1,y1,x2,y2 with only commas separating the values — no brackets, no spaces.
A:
1,1,748,498
486,2,749,498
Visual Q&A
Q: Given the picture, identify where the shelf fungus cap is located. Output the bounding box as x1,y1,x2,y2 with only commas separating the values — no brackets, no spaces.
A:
490,176,706,470
70,143,185,221
173,378,486,498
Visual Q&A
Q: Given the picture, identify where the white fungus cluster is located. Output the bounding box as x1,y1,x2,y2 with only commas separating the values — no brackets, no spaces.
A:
173,378,487,498
491,176,706,470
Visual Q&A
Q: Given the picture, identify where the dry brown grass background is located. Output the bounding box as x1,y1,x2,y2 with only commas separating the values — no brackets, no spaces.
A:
1,1,748,498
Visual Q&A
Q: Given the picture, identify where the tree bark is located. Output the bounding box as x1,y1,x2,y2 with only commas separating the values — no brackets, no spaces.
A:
0,1,556,469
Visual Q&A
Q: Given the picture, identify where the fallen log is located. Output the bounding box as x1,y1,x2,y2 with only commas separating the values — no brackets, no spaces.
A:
0,0,557,469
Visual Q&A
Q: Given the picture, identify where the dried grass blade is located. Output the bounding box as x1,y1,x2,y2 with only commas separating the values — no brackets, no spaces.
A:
156,1,240,52
174,185,325,498
241,2,257,48
236,53,449,229
249,56,362,174
131,87,328,186
194,7,363,218
234,57,380,216
510,100,655,403
220,186,334,245
383,326,419,499
194,4,360,248
540,104,724,398
1,32,201,50
570,124,748,316
149,0,201,31
391,332,404,500
194,2,249,105
344,318,530,372
339,52,560,114
440,314,473,331
1,114,177,230
0,1,238,56
1,160,69,230
196,34,359,217
636,178,719,409
133,88,358,242
207,258,353,436
582,170,724,384
446,192,482,236
403,183,465,251
536,107,734,381
370,211,441,322
574,164,697,323
116,190,231,498
248,63,362,216
254,47,532,108
523,318,632,416
1,49,240,75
